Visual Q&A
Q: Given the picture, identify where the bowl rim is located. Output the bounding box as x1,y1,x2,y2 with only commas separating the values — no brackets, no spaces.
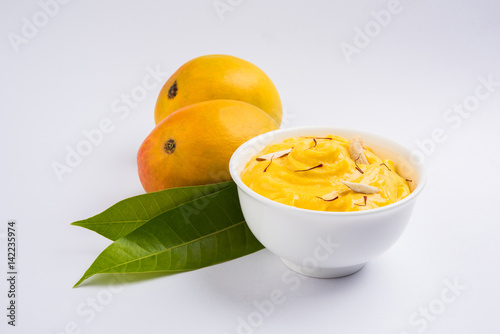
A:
229,126,427,217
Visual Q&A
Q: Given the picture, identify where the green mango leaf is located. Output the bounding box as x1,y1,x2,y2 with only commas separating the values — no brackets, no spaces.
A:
73,184,264,287
71,181,233,240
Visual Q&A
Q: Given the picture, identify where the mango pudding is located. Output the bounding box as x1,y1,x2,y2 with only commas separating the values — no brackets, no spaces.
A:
241,135,411,212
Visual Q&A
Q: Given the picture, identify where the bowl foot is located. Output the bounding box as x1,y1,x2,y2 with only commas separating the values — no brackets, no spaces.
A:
280,258,366,278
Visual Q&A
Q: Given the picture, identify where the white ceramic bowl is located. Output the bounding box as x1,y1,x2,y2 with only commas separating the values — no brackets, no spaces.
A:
229,126,426,278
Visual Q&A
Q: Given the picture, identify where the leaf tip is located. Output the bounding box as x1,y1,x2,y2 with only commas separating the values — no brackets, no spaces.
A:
73,277,85,288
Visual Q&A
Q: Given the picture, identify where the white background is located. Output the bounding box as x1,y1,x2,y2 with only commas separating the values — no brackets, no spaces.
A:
1,0,500,333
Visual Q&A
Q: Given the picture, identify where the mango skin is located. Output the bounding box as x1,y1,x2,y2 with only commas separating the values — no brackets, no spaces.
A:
138,99,279,192
154,55,282,126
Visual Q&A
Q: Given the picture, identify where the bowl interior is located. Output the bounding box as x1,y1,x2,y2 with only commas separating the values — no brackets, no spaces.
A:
230,126,424,196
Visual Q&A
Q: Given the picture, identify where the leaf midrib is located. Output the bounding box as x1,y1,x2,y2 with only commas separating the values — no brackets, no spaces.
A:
72,186,231,226
98,220,246,274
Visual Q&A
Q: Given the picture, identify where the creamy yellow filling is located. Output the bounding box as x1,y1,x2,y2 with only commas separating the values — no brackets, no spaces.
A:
241,135,411,212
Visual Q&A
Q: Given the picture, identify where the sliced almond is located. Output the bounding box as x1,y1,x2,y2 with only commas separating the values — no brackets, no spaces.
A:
341,181,379,194
349,135,369,165
316,191,339,202
256,148,292,161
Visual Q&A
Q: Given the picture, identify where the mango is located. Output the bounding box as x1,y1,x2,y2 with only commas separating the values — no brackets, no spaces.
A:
154,55,282,126
138,99,279,192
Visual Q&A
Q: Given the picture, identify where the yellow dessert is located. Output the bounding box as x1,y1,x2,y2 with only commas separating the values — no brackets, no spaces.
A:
241,135,411,212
